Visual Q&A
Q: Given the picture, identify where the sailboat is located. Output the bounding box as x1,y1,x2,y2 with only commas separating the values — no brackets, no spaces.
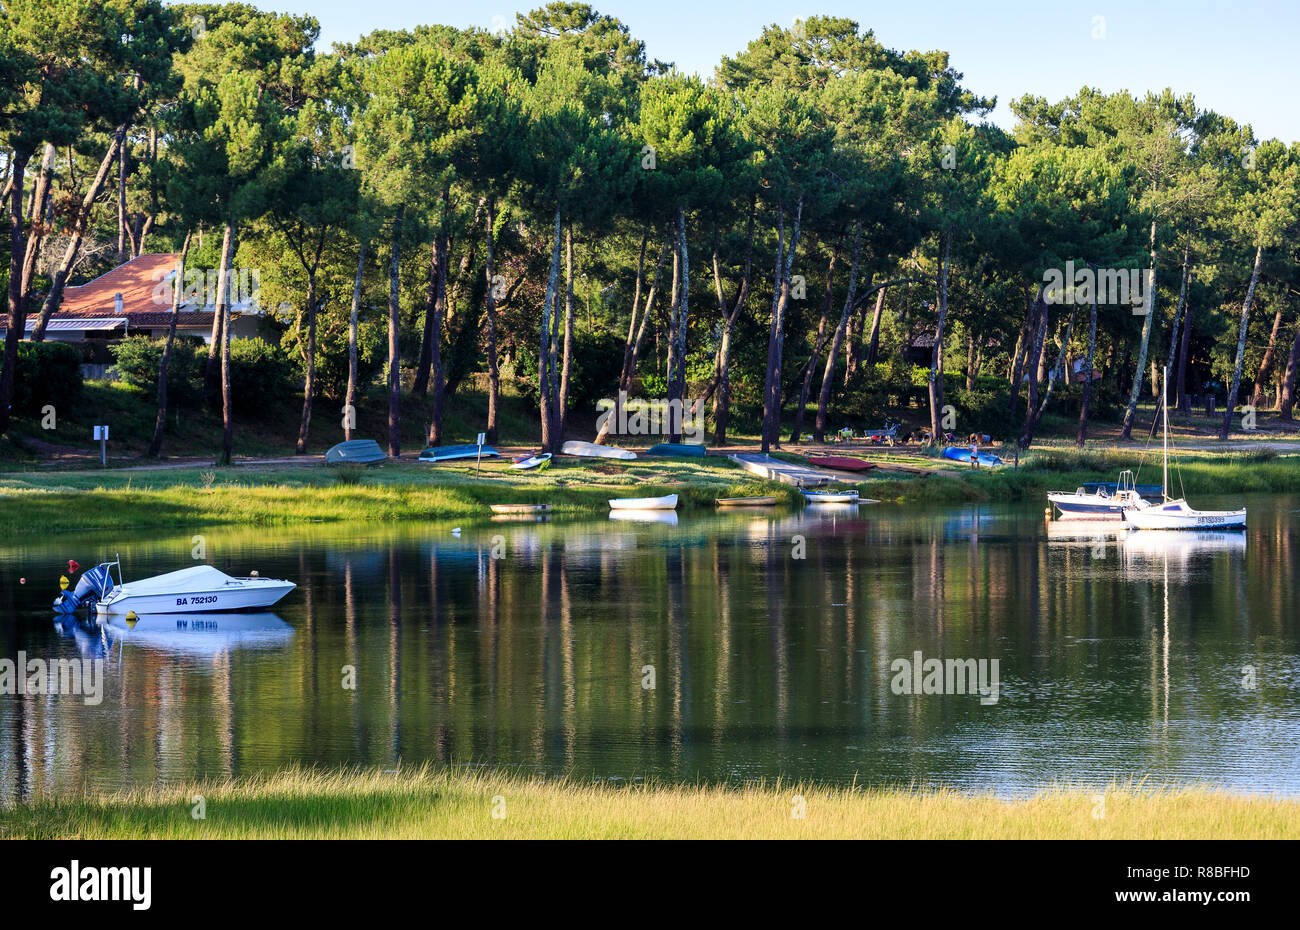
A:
1122,377,1246,531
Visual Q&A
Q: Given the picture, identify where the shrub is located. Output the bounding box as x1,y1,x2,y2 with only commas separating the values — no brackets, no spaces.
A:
0,340,83,417
110,336,205,406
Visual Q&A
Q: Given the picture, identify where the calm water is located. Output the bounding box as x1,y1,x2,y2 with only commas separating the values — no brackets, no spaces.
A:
2,496,1298,803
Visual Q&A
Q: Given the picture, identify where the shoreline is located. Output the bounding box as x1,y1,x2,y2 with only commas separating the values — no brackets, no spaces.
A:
1,450,1298,534
4,767,1297,839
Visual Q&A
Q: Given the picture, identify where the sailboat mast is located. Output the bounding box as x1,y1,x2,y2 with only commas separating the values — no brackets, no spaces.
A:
1162,375,1169,501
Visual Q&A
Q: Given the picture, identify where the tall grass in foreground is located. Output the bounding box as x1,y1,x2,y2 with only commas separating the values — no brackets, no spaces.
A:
3,767,1297,839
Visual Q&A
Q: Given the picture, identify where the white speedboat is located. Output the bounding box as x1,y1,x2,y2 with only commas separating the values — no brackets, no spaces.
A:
95,564,296,616
608,493,677,510
1121,378,1246,531
1048,469,1152,519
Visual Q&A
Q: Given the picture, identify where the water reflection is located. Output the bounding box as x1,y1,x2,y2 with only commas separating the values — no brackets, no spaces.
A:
0,497,1297,803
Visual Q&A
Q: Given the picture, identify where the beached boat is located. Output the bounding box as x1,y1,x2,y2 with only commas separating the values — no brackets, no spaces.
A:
509,452,552,471
647,442,707,457
325,439,387,466
608,493,678,510
91,563,296,616
562,440,636,460
807,455,876,472
716,495,780,507
941,446,1004,467
1122,380,1246,531
1048,469,1150,520
489,503,551,515
801,490,861,504
418,443,500,463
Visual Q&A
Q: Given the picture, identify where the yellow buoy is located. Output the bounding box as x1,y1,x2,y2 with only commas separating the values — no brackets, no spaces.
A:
125,610,139,629
59,574,70,590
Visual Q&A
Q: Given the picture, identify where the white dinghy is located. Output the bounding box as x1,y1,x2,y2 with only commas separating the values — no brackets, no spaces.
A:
1122,378,1246,531
95,563,296,616
608,493,678,511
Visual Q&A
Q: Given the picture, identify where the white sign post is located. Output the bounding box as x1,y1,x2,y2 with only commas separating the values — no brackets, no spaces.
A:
475,432,486,478
93,425,109,466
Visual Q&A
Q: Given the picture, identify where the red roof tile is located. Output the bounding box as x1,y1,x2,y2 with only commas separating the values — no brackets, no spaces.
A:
58,254,179,318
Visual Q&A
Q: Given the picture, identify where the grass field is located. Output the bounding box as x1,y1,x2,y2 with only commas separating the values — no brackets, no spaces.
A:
1,443,1298,534
3,767,1296,839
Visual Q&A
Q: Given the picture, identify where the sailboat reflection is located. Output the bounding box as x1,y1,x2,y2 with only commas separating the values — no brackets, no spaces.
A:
1123,529,1246,558
101,611,294,655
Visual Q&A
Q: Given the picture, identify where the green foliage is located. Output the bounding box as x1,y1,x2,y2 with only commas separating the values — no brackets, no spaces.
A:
0,341,84,417
110,336,205,406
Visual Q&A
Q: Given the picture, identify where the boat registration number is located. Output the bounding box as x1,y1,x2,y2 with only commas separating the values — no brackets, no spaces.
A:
176,595,219,606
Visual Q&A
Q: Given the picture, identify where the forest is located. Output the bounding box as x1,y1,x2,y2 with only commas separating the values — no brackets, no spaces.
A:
2,1,1299,463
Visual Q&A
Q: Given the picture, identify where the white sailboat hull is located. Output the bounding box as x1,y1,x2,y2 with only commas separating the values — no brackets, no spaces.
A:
1122,501,1246,530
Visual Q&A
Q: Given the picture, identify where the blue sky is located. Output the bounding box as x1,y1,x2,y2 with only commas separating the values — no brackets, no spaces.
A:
246,0,1299,143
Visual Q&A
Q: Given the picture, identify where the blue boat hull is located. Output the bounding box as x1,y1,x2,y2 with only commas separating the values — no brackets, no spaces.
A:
418,444,500,462
941,446,1003,467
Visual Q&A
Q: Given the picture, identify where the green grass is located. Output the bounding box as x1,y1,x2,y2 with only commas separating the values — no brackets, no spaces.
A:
0,457,802,533
2,443,1298,533
3,766,1296,839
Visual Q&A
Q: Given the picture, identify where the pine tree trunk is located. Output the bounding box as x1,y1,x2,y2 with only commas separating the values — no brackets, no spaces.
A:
1219,245,1263,439
928,229,952,439
412,235,443,398
539,206,562,453
0,151,25,437
761,195,802,452
670,208,689,442
205,222,234,411
296,274,318,454
1278,321,1300,421
386,207,405,458
1076,267,1099,447
1163,240,1191,391
711,206,754,447
1251,302,1284,409
815,221,862,441
1007,287,1034,415
148,233,192,457
344,241,365,441
1176,292,1193,413
862,285,886,371
32,128,127,341
559,223,575,441
218,217,237,466
791,233,840,443
484,200,500,445
1120,222,1159,439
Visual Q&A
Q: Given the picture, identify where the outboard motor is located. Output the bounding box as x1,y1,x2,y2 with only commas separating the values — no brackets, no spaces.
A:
52,563,116,613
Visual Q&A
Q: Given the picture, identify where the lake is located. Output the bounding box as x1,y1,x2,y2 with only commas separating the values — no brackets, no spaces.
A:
2,495,1297,804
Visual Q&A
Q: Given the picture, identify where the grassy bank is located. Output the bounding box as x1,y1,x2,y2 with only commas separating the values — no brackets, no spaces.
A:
2,446,1299,534
3,767,1297,839
0,457,801,533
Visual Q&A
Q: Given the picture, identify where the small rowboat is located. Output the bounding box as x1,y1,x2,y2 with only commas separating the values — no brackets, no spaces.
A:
802,490,861,504
647,442,707,457
418,443,500,463
716,495,779,507
325,439,387,466
807,455,876,472
489,503,551,515
609,493,678,510
509,452,552,471
562,440,636,460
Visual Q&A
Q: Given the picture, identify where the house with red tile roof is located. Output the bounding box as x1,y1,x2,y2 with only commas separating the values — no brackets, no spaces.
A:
2,253,268,343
